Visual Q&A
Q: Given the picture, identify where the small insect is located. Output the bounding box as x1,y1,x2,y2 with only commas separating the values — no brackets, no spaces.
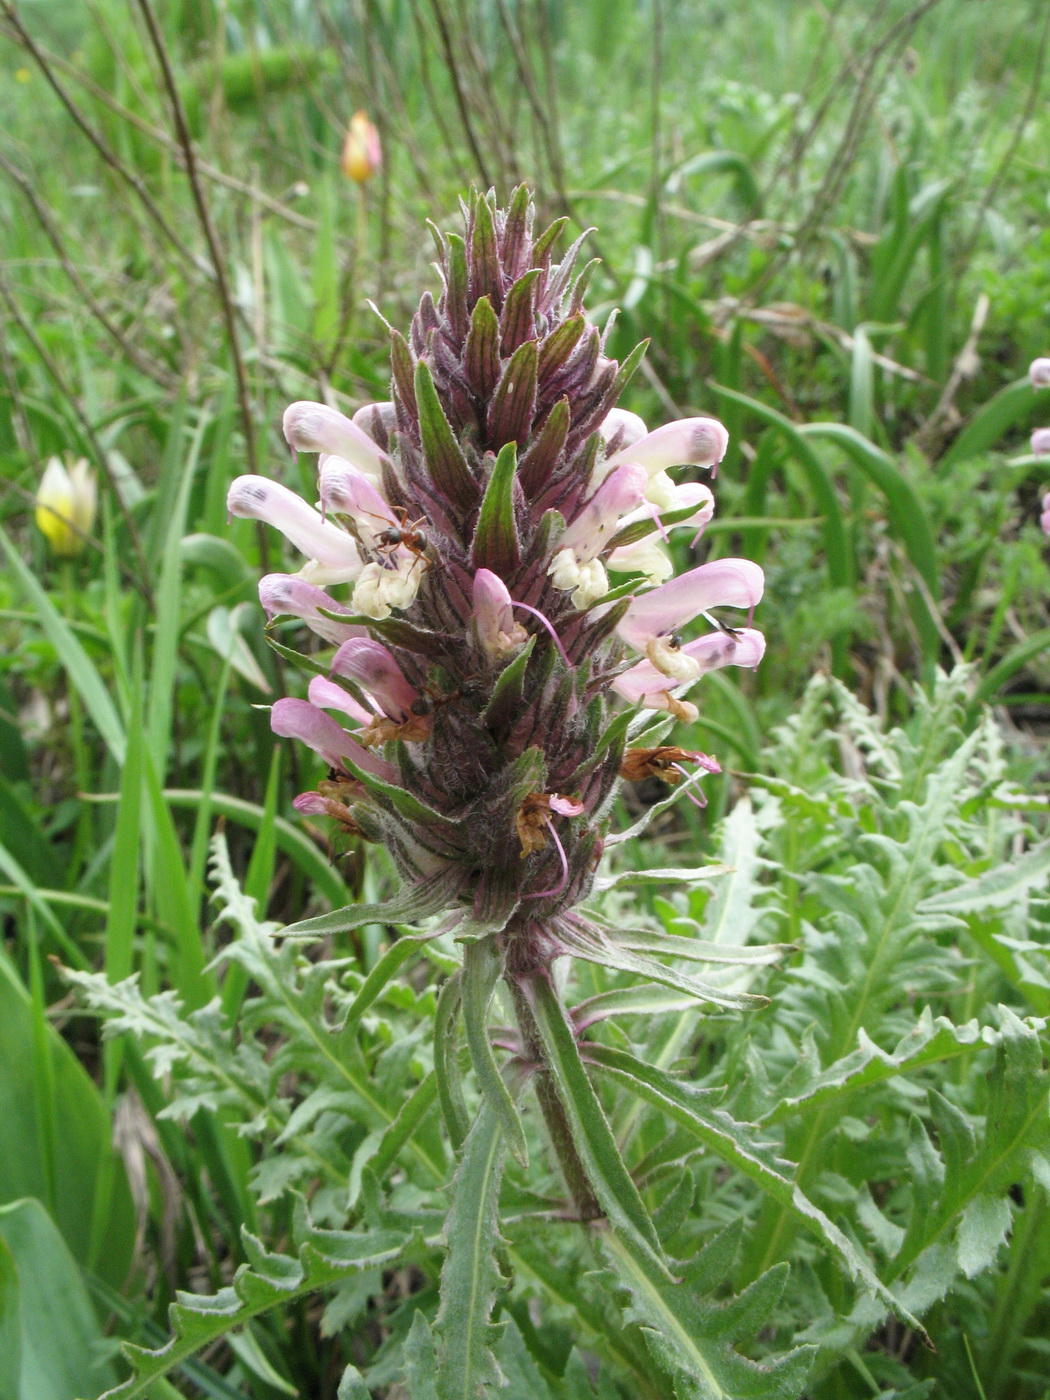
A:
700,610,744,642
368,506,432,571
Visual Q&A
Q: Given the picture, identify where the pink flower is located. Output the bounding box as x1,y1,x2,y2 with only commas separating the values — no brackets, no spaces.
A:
612,628,766,708
602,416,729,480
258,574,365,647
1031,428,1050,457
473,569,527,662
599,407,648,449
559,464,648,562
1030,358,1050,390
307,674,374,726
352,401,396,439
330,638,420,719
270,697,394,778
282,401,392,484
617,558,764,651
318,456,394,542
1041,490,1050,536
228,477,362,585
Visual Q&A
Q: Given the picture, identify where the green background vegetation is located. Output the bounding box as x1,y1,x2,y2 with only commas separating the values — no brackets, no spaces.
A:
0,0,1048,1396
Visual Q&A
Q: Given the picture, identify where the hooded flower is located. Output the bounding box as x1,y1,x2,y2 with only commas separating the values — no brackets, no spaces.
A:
238,189,764,929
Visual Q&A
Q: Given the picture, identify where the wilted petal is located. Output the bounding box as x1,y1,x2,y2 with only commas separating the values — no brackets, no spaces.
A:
292,791,330,815
330,637,419,719
307,674,374,726
283,401,392,483
473,569,527,662
258,574,365,646
1031,428,1050,456
617,558,764,651
229,476,363,584
612,628,766,705
549,794,584,816
1030,358,1050,389
560,464,648,561
270,697,394,778
603,415,728,479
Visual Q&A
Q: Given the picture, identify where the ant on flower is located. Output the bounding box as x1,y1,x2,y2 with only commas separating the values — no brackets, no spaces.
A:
369,506,432,572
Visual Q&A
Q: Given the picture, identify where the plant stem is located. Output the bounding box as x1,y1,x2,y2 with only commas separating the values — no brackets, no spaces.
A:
508,973,601,1221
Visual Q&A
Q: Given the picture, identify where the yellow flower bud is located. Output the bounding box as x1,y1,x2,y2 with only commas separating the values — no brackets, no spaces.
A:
35,456,96,557
341,111,381,185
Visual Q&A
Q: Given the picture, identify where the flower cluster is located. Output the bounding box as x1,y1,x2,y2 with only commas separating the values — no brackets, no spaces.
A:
228,189,764,960
1030,357,1050,535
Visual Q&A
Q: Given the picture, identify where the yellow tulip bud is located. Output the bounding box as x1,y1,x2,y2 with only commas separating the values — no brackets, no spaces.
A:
341,111,381,185
35,456,96,557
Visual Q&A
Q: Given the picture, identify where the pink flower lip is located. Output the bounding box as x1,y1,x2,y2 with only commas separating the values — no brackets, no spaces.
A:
612,627,766,704
617,559,764,651
1029,358,1050,390
258,574,365,647
603,415,729,477
228,476,363,583
330,637,419,719
282,401,392,480
270,697,394,778
307,674,375,726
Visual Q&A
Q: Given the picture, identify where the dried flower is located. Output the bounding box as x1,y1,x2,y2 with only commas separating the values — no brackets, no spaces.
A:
232,189,765,944
35,456,96,558
341,111,382,184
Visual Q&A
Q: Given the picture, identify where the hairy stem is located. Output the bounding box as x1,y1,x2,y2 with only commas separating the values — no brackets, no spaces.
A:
508,974,601,1221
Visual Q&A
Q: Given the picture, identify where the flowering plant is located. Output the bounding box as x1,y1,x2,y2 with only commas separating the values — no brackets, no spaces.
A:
221,189,928,1392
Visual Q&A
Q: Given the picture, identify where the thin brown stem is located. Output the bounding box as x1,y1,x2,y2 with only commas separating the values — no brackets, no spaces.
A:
132,0,258,476
0,3,206,278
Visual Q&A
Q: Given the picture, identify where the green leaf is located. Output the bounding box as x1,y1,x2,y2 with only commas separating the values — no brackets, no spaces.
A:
760,1009,1005,1126
148,409,207,778
594,864,730,892
464,295,500,399
480,634,535,731
97,1204,410,1399
471,440,520,573
916,840,1050,915
434,972,470,1153
462,938,528,1167
525,974,667,1270
0,1198,117,1399
710,384,853,591
279,863,465,939
586,1042,928,1341
0,525,126,764
602,1225,815,1400
337,1363,371,1400
0,957,134,1287
415,359,477,510
403,1311,440,1400
939,378,1049,470
434,1105,508,1400
487,339,538,450
562,922,768,1012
